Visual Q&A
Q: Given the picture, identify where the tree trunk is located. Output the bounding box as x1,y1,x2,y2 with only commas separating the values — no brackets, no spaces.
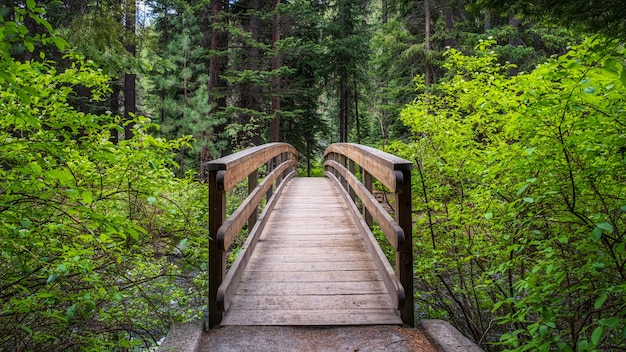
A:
109,81,121,144
354,75,360,144
484,10,491,32
123,0,136,140
442,0,456,48
382,0,387,24
248,0,262,146
339,75,348,142
270,0,281,142
203,0,228,180
425,0,432,85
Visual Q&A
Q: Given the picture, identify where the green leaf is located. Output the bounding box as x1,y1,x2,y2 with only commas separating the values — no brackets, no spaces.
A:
598,317,619,329
46,273,57,284
620,67,626,87
81,192,93,205
594,293,607,310
20,219,31,228
523,197,534,203
484,212,493,220
19,324,33,336
147,196,157,205
48,169,74,184
596,222,613,232
53,37,69,51
583,86,596,94
591,326,603,346
26,0,36,10
539,324,548,337
127,228,139,241
517,183,529,195
591,227,603,241
66,303,77,322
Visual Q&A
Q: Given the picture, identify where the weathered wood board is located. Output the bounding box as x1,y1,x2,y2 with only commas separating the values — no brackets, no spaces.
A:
221,177,402,326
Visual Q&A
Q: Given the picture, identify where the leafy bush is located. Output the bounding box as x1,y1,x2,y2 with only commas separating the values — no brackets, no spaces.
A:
1,5,207,351
401,38,626,351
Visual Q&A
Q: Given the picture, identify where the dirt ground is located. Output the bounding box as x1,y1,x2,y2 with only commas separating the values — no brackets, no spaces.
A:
201,325,437,352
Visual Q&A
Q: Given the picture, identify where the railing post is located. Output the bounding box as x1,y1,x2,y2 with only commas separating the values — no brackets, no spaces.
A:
362,168,373,228
208,169,226,328
248,170,258,231
277,154,284,184
396,169,414,327
348,159,356,202
340,155,348,192
266,159,274,202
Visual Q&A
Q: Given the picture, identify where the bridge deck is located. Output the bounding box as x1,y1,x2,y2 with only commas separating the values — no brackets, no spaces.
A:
221,177,402,325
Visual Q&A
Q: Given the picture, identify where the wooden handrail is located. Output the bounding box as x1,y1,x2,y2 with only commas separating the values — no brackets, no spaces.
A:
323,143,414,327
207,143,298,327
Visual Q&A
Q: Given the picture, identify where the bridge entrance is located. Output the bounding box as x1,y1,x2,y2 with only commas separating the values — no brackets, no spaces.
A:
207,143,413,328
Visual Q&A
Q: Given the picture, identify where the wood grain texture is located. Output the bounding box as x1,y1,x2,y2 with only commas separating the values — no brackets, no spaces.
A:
221,177,402,326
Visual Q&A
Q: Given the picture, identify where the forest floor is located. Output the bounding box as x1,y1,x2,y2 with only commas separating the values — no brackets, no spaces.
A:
200,325,437,352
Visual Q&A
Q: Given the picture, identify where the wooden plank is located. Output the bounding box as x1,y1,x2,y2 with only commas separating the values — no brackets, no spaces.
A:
222,309,402,326
259,229,358,236
255,238,364,248
252,245,364,255
240,270,381,283
245,260,377,272
245,252,372,263
236,281,387,295
227,294,396,310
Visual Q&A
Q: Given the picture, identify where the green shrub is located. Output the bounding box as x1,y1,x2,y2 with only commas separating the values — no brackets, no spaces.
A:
402,38,626,351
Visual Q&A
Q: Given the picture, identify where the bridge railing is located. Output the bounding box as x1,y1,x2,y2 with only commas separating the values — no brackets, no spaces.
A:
207,143,298,327
324,143,414,326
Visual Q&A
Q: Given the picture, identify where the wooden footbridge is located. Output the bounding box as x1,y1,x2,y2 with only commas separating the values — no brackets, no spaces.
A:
207,143,414,328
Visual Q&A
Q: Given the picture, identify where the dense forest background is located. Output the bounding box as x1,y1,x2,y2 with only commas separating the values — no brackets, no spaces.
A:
1,0,625,350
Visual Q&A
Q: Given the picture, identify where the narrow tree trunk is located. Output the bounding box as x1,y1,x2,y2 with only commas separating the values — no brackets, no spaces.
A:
382,0,387,24
124,0,136,140
354,75,360,144
443,0,456,48
203,0,228,180
425,0,432,86
249,0,262,146
270,0,281,142
339,74,349,143
109,81,121,144
484,10,491,32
